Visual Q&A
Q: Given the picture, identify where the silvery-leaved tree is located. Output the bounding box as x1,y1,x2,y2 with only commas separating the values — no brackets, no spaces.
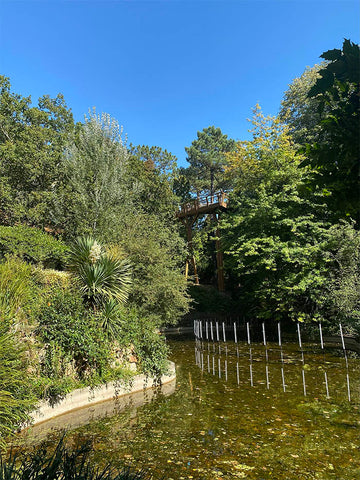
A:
60,110,129,238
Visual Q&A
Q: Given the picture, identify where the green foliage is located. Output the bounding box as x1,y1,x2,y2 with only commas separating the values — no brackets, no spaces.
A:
0,76,73,227
68,236,132,310
185,126,236,196
323,221,360,334
0,438,151,479
0,328,37,450
129,144,177,181
37,287,112,381
279,63,325,145
109,213,189,326
0,226,69,268
55,111,128,237
116,307,169,379
0,257,34,325
223,108,334,323
188,285,236,314
302,39,360,223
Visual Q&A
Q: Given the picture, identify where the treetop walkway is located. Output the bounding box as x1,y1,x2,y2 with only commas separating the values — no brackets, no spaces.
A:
176,191,228,291
176,191,228,219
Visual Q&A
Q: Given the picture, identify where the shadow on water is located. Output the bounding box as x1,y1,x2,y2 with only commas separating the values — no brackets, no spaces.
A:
18,331,360,480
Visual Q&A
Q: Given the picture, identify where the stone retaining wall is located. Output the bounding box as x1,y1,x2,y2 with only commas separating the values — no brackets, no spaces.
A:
29,361,176,427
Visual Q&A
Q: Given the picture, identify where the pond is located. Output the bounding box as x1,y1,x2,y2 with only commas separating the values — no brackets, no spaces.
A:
20,337,360,480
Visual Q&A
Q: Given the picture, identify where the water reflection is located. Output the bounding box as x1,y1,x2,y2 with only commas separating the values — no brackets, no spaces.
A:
194,338,357,402
193,319,359,402
18,338,360,480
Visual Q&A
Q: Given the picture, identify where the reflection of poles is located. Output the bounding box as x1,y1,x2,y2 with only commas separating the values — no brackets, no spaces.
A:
319,322,329,398
340,323,351,402
297,322,307,397
247,322,253,387
262,322,270,389
278,322,286,392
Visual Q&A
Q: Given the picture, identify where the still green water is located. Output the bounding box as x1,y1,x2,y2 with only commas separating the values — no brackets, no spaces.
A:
22,339,360,479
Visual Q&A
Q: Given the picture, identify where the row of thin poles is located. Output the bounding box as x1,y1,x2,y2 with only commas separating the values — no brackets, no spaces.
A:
193,319,352,401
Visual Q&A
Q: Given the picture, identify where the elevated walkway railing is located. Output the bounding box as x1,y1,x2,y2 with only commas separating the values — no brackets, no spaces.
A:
176,191,228,218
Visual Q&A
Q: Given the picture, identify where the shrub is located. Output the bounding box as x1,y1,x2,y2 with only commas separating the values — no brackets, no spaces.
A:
0,257,36,326
0,226,69,268
116,307,169,379
36,287,112,381
0,328,37,450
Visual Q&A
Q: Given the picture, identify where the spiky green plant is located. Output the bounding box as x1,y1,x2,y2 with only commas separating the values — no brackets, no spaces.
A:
69,237,131,307
0,437,152,480
98,298,124,339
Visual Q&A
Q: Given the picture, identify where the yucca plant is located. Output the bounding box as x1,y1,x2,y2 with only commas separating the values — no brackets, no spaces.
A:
98,298,124,339
68,237,131,337
69,237,131,307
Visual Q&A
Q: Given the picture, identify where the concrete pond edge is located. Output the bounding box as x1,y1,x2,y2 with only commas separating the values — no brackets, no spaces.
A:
29,361,176,427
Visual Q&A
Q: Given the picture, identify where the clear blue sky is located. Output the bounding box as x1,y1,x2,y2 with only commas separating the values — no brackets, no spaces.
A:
1,0,359,167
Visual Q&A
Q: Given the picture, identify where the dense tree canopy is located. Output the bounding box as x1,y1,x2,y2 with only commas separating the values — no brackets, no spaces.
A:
222,107,360,328
0,76,74,226
303,39,360,224
279,64,324,145
185,126,236,196
280,40,360,224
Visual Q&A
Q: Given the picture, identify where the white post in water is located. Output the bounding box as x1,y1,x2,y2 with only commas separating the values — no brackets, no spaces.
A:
249,352,254,387
246,322,251,345
210,322,214,342
262,322,266,346
222,322,226,342
236,362,240,385
206,321,209,340
262,322,269,388
234,322,238,344
297,322,306,396
319,322,324,349
278,322,286,392
339,323,351,401
266,364,270,389
216,322,220,342
297,322,302,350
199,320,202,339
278,321,282,347
324,371,330,398
319,321,330,398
